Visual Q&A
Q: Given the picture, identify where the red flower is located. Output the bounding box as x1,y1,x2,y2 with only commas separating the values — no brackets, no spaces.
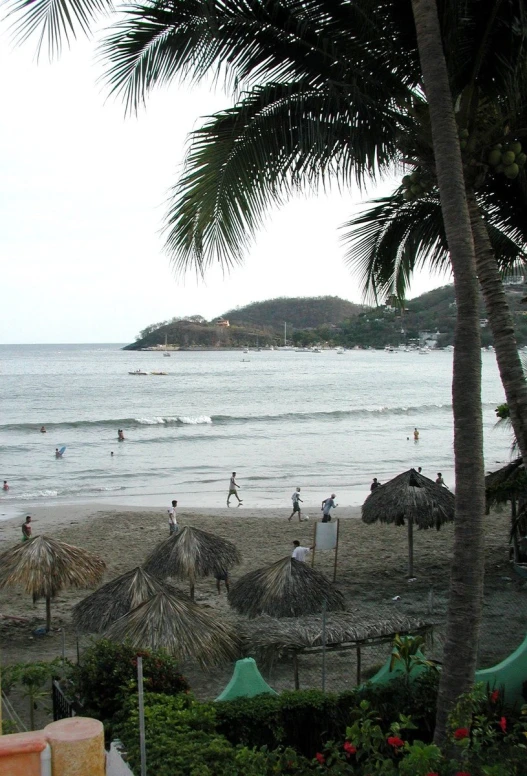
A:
453,727,470,740
499,716,507,733
387,736,405,748
490,689,499,703
315,752,325,764
343,741,357,755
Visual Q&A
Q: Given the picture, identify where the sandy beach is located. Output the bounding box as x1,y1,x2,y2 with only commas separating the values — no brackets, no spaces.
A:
0,502,525,729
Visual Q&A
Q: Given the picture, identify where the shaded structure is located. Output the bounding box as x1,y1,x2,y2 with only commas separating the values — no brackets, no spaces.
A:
72,566,176,633
105,589,240,668
485,458,527,562
362,468,455,577
228,556,345,619
0,536,105,631
240,613,433,689
144,526,241,600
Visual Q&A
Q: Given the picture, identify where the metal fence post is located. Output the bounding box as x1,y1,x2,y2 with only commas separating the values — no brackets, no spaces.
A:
137,657,147,776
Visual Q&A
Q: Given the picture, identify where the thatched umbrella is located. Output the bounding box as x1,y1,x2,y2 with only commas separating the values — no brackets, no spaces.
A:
485,458,527,561
0,536,105,631
72,566,176,633
362,468,455,577
228,556,345,618
105,589,240,668
144,526,241,600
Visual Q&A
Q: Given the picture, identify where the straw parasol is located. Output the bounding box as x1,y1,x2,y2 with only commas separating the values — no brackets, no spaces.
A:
0,536,105,631
105,589,240,668
362,468,455,577
144,526,241,600
72,566,177,633
485,458,527,561
228,556,345,618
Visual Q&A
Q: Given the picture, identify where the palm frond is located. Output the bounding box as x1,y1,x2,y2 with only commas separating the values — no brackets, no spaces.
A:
164,82,403,274
4,0,112,59
105,590,240,667
143,525,241,580
0,535,105,600
362,469,455,530
228,556,345,618
72,566,178,633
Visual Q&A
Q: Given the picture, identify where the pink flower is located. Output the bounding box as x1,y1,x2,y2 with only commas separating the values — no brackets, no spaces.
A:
387,736,405,748
315,752,325,764
490,689,499,703
343,741,357,755
499,716,507,733
453,727,470,740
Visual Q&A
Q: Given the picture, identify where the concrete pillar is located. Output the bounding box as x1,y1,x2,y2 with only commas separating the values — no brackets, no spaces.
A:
44,717,105,776
0,731,47,776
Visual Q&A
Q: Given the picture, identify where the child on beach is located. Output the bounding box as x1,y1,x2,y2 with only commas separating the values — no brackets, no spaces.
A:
214,568,230,594
291,540,314,562
2,480,8,491
167,500,178,534
21,516,32,542
227,472,242,506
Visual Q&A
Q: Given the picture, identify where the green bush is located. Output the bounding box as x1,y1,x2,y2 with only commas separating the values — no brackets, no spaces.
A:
70,639,188,732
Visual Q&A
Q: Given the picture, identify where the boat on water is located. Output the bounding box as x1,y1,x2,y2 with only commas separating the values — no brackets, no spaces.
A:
150,371,167,375
336,347,345,355
129,369,148,375
163,351,171,357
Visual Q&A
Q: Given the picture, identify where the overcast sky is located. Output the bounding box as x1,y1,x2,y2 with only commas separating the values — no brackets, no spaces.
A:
0,20,451,344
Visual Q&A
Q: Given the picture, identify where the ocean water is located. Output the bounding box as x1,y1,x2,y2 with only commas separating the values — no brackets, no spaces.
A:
0,344,512,519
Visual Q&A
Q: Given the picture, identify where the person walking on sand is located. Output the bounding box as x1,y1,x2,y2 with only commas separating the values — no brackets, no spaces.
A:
227,472,242,506
214,568,230,594
2,480,9,491
167,500,179,535
22,516,32,542
413,427,420,441
321,494,337,522
370,477,380,492
291,540,314,562
288,487,303,522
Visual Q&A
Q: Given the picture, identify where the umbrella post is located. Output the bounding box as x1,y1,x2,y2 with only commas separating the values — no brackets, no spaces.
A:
46,596,51,632
407,517,414,578
137,657,147,776
321,599,327,692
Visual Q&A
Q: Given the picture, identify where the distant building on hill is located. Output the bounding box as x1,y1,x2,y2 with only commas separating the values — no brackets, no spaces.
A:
215,319,230,327
419,330,442,347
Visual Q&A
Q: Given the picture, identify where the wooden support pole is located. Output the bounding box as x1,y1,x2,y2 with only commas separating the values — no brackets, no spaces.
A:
333,519,340,582
356,646,361,686
407,516,414,578
293,654,299,690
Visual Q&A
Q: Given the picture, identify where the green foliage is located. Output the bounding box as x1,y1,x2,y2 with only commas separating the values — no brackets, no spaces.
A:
3,658,64,730
70,638,188,732
389,634,437,682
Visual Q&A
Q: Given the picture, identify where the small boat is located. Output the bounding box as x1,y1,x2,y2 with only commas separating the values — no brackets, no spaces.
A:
129,369,148,375
150,371,167,376
336,347,345,355
163,351,171,357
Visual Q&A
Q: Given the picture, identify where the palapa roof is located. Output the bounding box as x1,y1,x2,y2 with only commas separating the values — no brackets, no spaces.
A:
0,535,105,601
144,526,241,580
105,589,240,668
228,556,345,619
362,468,455,529
485,458,526,506
72,566,178,633
240,613,432,661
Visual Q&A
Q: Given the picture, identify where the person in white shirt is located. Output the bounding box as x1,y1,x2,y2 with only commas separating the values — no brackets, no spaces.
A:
288,487,303,522
167,499,178,535
227,471,243,506
291,540,314,562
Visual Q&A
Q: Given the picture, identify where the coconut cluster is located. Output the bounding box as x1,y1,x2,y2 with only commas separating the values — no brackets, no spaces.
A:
487,140,526,180
401,170,431,201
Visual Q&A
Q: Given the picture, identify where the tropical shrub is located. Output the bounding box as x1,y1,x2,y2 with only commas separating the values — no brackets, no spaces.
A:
70,638,188,732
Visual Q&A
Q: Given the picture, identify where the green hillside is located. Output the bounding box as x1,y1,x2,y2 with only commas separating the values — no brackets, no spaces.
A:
221,296,364,329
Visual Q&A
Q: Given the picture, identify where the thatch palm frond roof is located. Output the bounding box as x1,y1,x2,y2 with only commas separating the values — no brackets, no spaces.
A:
228,556,345,619
72,567,179,634
485,458,526,506
105,590,240,668
240,613,431,659
362,468,455,529
143,525,241,580
0,536,105,601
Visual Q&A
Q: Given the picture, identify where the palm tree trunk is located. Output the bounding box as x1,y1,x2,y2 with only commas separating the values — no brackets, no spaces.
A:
468,191,527,461
410,0,486,745
46,596,52,632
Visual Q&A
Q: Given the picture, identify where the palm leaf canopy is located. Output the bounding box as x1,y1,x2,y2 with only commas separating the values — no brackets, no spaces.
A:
105,589,240,667
0,535,105,601
485,458,527,507
72,566,178,633
228,556,345,619
143,525,241,580
362,468,455,530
